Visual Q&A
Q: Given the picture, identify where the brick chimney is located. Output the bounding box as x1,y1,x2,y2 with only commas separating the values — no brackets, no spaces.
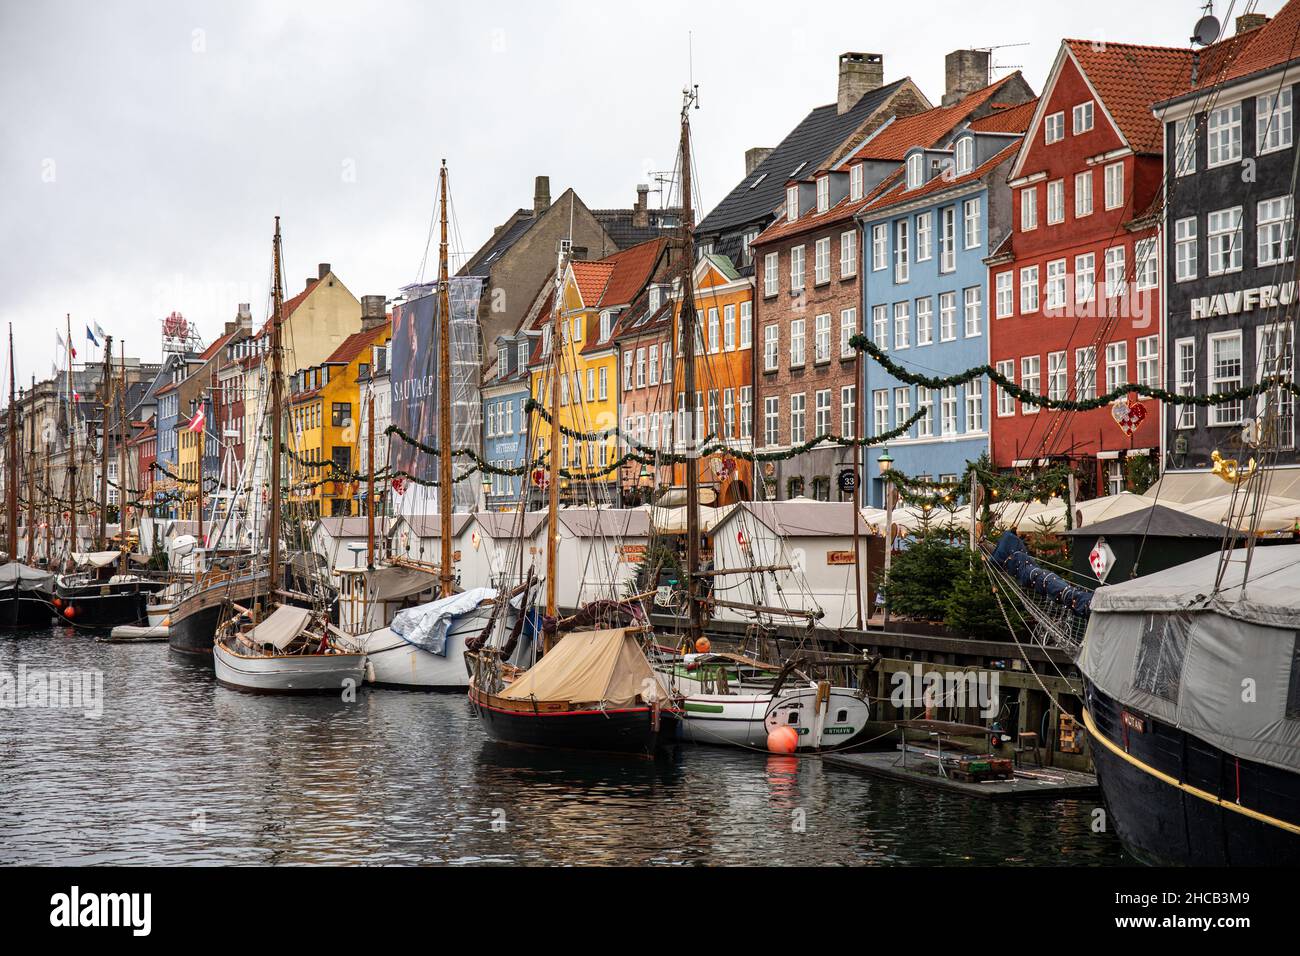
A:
745,147,773,176
533,175,551,215
1237,13,1268,33
317,262,331,280
236,303,252,330
838,52,884,115
360,295,387,330
943,49,990,106
633,184,650,228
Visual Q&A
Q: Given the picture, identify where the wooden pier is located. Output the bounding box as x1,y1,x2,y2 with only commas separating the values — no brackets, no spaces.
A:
824,748,1099,801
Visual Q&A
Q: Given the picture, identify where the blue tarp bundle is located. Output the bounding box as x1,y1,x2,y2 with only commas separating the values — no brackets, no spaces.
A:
990,532,1093,617
391,586,498,656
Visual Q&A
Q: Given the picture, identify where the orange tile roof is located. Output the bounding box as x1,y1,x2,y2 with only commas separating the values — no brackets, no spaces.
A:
324,319,391,366
1064,39,1200,154
596,237,667,309
569,262,616,307
851,73,1024,162
255,279,319,338
860,139,1023,216
968,97,1039,133
1171,4,1300,95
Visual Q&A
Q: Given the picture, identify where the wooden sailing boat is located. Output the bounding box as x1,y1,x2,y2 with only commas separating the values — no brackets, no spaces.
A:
0,325,54,628
211,217,365,693
466,158,682,754
53,324,163,629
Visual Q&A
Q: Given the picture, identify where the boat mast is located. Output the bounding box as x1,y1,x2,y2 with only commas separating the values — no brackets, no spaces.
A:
196,371,205,549
543,239,567,628
366,378,375,570
26,376,36,564
97,334,113,550
66,314,76,562
437,161,454,598
269,218,285,594
6,326,17,561
679,87,703,645
118,343,129,575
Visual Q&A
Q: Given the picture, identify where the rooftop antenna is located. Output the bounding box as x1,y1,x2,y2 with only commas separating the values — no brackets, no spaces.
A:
973,42,1030,83
1191,2,1221,85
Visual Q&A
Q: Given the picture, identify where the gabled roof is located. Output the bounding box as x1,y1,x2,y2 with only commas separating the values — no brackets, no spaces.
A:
968,98,1039,133
255,278,320,339
569,262,617,308
460,211,537,278
860,139,1023,217
851,73,1025,162
597,237,667,309
323,320,390,366
696,78,915,237
1209,3,1300,87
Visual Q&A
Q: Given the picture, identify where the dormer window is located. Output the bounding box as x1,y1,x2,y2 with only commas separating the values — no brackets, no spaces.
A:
786,185,799,222
905,153,923,190
599,309,613,341
542,325,552,355
497,346,508,379
955,137,973,176
850,164,864,202
816,176,829,214
648,286,661,312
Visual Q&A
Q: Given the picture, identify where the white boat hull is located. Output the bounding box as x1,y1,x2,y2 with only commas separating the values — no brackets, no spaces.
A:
679,693,773,748
676,684,870,750
213,641,366,695
146,603,175,628
359,606,491,690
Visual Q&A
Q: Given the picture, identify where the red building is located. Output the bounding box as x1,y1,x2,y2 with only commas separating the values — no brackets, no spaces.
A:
128,417,157,508
989,39,1189,497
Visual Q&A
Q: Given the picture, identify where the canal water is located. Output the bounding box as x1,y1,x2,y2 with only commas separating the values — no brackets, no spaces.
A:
0,628,1127,866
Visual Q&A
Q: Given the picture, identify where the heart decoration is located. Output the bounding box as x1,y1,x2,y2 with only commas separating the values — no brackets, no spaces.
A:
1110,398,1148,437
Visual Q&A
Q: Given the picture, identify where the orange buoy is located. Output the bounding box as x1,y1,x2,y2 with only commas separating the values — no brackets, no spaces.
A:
694,637,711,654
63,606,75,619
52,597,63,609
767,725,799,754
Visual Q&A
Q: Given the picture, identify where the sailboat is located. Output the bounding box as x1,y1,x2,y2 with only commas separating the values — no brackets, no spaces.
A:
211,217,366,694
466,157,680,755
0,325,54,628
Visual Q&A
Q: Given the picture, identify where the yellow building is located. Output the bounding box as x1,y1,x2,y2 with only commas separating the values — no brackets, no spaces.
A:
529,238,668,503
287,319,391,518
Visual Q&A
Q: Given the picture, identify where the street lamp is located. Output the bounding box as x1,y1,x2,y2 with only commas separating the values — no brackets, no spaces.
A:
481,474,493,511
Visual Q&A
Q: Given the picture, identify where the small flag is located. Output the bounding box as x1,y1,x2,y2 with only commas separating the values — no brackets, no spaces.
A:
187,407,205,433
86,325,99,347
94,321,105,341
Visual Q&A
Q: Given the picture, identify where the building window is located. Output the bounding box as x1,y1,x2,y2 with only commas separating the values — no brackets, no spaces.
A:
1174,117,1196,176
1045,111,1065,144
955,136,973,175
1041,351,1064,403
1105,340,1128,394
894,387,911,434
623,351,633,390
850,164,864,201
790,245,805,290
995,272,1013,318
1175,217,1198,281
723,304,736,351
1258,196,1295,266
963,287,982,337
1075,252,1096,304
331,402,351,427
840,230,857,277
996,360,1016,416
1175,338,1196,429
1207,102,1242,167
764,253,779,296
841,385,857,439
1020,356,1040,414
815,389,832,436
1136,335,1159,389
1258,88,1293,154
1074,170,1093,218
741,229,759,267
763,324,779,371
740,301,752,348
1072,101,1094,134
1104,246,1126,298
1103,162,1124,210
873,389,889,436
1020,187,1037,231
872,305,889,349
939,292,957,342
963,197,981,248
940,206,956,272
790,393,806,443
940,386,958,435
906,152,923,189
894,219,910,283
815,236,831,284
871,224,888,270
707,308,720,354
840,308,858,357
599,365,609,399
913,389,932,438
1019,266,1039,314
1106,459,1125,497
740,386,752,440
815,312,832,362
790,318,806,367
893,302,910,350
1076,346,1097,401
1046,259,1067,311
916,298,933,345
1135,237,1158,290
1208,207,1243,275
1046,180,1064,225
816,176,829,214
1210,332,1244,425
786,185,799,222
764,396,780,447
1257,323,1295,449
965,383,983,432
916,211,933,261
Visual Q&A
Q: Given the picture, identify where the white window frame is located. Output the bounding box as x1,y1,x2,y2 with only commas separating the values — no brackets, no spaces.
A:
1103,162,1124,210
1175,217,1198,282
1074,170,1093,218
963,197,981,249
1174,337,1196,430
1020,356,1040,415
1019,265,1039,314
995,272,1013,319
1045,111,1065,144
963,286,982,338
1207,102,1242,168
996,360,1016,417
1072,101,1094,134
1207,206,1243,276
1209,331,1244,426
916,297,934,345
893,301,910,350
840,230,857,277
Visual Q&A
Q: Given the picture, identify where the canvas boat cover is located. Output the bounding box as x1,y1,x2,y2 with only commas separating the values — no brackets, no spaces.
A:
249,605,313,651
0,563,54,591
500,628,669,708
390,586,496,656
1079,545,1300,774
367,565,439,603
72,551,126,569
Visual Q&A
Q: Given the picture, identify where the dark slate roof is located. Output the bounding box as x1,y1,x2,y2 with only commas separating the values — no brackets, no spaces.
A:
461,211,537,278
591,207,681,250
1063,503,1227,539
695,78,908,238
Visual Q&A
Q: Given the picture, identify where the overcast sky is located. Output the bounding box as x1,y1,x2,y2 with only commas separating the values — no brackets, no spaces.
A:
0,0,1270,387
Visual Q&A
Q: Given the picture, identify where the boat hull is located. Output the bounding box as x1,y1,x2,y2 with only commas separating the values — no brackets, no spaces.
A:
360,608,490,690
55,580,161,631
167,570,271,658
678,694,772,748
0,589,53,629
212,641,367,695
469,682,680,757
1085,682,1300,866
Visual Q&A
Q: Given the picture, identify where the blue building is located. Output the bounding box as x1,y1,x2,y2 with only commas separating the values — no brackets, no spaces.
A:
482,314,541,510
859,121,1027,507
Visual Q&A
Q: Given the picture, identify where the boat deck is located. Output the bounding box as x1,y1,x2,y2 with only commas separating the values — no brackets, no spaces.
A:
824,748,1099,801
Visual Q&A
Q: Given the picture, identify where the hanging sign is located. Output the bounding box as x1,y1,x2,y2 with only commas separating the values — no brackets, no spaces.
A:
1089,538,1115,583
1110,399,1148,437
837,468,858,494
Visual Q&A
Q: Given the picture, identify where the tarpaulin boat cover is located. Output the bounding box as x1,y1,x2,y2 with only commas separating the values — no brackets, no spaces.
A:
500,628,669,708
72,551,126,569
249,605,313,651
0,563,53,590
1079,545,1300,774
390,586,496,656
990,532,1093,617
366,565,439,603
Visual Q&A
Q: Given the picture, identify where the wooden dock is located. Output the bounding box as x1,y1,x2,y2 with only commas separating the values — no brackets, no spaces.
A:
824,749,1099,801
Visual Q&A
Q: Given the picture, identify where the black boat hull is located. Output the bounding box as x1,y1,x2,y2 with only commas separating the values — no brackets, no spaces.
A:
55,583,160,631
1084,682,1300,866
167,601,222,657
470,685,681,757
0,590,53,629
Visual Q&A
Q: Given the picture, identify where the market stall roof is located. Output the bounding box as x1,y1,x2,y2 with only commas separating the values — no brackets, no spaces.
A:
1062,503,1227,539
708,500,861,539
558,508,652,538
